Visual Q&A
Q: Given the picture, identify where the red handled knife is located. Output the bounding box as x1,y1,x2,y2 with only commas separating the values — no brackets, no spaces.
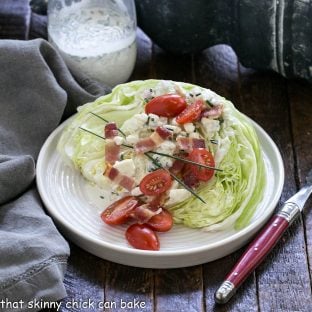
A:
215,170,312,304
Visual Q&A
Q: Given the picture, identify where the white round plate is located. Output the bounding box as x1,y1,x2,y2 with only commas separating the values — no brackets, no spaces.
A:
37,116,284,268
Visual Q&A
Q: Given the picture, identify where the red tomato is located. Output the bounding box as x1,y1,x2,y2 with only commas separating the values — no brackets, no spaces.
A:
126,224,160,250
139,169,172,196
145,94,187,117
176,100,204,124
101,196,139,225
187,149,215,181
147,209,173,232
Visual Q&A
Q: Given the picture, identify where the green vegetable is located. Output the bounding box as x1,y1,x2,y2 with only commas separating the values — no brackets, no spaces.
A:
58,79,265,231
171,111,265,230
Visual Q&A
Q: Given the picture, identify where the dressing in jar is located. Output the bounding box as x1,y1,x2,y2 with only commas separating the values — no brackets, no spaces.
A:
48,0,137,87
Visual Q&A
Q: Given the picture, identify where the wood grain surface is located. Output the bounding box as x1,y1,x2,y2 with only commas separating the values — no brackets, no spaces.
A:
42,29,312,312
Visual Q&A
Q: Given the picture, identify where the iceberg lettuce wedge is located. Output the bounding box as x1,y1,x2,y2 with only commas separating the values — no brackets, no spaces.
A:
58,79,266,231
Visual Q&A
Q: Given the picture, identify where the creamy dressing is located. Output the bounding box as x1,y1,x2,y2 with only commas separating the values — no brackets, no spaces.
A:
48,5,136,86
78,84,224,209
85,182,123,213
58,80,265,232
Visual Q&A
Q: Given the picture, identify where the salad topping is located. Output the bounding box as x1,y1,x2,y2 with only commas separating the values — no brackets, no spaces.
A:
97,92,221,249
104,122,120,165
58,80,265,251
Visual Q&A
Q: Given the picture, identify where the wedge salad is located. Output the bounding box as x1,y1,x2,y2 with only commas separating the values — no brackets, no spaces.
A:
58,80,265,250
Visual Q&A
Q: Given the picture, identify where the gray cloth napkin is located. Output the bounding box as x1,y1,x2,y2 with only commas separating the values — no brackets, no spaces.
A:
0,39,110,311
0,0,48,40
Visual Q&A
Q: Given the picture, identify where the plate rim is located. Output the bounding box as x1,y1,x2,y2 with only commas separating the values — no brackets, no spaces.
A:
36,114,284,258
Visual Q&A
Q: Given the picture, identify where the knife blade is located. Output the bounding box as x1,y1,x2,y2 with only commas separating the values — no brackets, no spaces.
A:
214,170,312,304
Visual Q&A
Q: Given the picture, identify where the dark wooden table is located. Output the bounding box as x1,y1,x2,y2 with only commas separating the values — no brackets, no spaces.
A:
46,29,312,312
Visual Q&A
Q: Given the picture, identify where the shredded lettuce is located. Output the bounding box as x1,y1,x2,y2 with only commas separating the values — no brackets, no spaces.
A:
58,79,265,231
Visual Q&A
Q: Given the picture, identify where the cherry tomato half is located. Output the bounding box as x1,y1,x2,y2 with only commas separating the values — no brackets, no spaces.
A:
147,209,173,232
139,169,172,196
101,196,139,225
145,94,187,117
176,100,204,124
187,148,215,181
126,224,160,250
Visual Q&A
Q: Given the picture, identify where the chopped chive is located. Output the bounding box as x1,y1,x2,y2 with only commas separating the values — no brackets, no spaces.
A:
79,127,105,140
90,112,126,137
90,112,109,123
79,127,222,172
147,150,222,172
79,127,132,148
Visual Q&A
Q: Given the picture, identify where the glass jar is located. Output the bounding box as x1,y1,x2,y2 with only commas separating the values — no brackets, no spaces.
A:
48,0,137,87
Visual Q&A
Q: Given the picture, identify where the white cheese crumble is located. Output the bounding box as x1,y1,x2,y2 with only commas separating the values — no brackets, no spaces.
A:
126,134,139,144
113,136,124,145
166,189,192,207
189,132,200,139
131,187,143,196
154,140,177,168
201,118,220,137
147,114,168,128
164,125,182,134
174,83,186,97
121,113,148,134
184,122,195,133
171,118,179,126
113,159,135,177
157,140,177,154
214,136,231,165
134,155,148,183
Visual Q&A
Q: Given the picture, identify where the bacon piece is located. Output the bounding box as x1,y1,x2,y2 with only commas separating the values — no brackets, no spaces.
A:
134,138,156,154
131,204,162,224
176,137,205,152
148,194,168,211
182,168,199,189
155,126,172,140
118,175,136,192
105,142,120,165
104,165,136,191
104,122,120,165
169,159,185,176
105,122,119,138
134,126,172,154
201,105,223,119
106,166,119,180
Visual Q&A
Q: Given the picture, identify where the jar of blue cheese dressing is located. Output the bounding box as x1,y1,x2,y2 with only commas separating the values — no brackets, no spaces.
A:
48,0,137,87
